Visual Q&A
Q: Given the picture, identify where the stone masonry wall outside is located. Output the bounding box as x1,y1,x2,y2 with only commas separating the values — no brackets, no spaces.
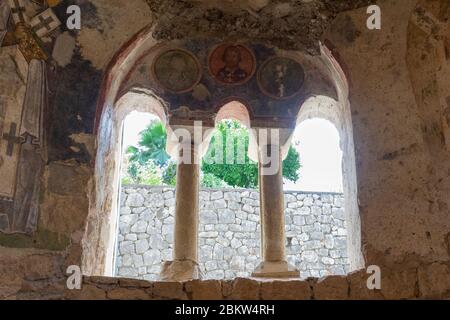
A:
115,185,349,280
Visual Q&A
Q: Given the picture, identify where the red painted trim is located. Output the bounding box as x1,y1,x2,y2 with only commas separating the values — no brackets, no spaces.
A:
93,24,154,134
115,44,163,103
321,39,352,91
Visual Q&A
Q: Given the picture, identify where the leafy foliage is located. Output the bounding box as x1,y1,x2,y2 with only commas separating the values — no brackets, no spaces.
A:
202,120,301,188
161,161,177,186
201,172,230,188
122,160,162,186
127,121,170,167
122,119,301,189
122,120,170,185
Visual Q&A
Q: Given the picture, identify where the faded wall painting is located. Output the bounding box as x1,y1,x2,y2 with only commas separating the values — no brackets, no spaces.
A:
120,40,311,127
0,46,27,201
0,53,46,235
0,1,54,235
209,43,255,85
258,57,305,100
152,49,202,93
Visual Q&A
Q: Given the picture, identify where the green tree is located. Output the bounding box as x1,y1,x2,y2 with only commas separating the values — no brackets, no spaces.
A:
124,121,170,185
281,145,301,182
201,172,230,188
202,120,301,188
127,121,169,168
162,161,177,186
123,119,301,189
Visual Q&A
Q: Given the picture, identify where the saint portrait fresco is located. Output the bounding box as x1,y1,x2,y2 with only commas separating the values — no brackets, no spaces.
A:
152,49,202,93
209,43,256,85
257,57,305,100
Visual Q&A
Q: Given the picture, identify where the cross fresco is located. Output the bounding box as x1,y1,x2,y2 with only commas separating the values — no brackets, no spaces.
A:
0,0,61,235
8,0,29,24
30,8,61,38
2,122,22,156
0,46,27,201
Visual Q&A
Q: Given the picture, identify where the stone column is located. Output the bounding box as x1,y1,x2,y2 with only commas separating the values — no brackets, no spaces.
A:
161,144,201,281
252,144,299,278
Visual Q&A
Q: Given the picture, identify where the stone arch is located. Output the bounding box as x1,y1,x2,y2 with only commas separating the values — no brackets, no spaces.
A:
291,43,364,272
93,25,158,134
83,87,168,276
81,18,364,276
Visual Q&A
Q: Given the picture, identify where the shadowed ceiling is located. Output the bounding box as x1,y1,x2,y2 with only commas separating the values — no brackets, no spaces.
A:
146,0,373,54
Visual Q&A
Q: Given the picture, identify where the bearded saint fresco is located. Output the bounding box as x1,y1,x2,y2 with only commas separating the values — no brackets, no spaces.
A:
209,44,255,85
217,46,248,83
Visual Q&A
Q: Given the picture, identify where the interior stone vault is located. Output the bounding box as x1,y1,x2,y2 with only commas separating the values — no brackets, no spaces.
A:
0,0,449,300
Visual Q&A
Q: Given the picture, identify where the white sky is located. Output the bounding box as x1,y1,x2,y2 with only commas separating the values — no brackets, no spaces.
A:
284,118,343,193
123,113,344,193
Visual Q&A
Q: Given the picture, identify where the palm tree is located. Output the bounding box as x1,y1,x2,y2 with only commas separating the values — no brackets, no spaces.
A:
127,121,170,168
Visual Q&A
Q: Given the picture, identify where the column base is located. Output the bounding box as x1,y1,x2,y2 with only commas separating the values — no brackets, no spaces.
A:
160,260,201,282
252,261,299,278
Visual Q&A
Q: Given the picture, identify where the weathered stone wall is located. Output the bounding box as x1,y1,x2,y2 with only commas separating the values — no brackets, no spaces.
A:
116,186,349,280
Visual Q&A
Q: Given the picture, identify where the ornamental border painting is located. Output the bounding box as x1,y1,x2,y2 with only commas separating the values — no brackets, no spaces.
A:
152,48,202,94
208,43,256,86
257,56,306,100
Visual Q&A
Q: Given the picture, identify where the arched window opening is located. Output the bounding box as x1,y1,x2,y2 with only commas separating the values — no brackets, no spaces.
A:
284,95,364,278
82,89,169,277
82,38,364,282
201,119,257,190
113,101,260,281
196,101,303,279
285,118,343,193
284,117,348,278
114,111,177,280
196,101,259,279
